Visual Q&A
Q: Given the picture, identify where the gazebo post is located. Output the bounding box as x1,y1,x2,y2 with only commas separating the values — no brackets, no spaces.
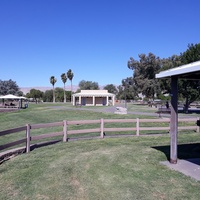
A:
170,76,178,164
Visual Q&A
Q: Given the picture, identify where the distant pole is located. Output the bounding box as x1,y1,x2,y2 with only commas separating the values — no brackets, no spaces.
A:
123,79,127,108
125,91,127,108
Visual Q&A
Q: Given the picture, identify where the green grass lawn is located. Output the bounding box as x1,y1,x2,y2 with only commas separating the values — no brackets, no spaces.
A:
0,103,200,199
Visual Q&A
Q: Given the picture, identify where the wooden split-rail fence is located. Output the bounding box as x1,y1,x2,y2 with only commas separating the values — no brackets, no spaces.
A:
0,117,199,158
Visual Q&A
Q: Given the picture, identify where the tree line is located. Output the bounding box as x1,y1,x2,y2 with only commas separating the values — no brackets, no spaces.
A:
126,43,200,112
50,69,74,103
0,43,199,112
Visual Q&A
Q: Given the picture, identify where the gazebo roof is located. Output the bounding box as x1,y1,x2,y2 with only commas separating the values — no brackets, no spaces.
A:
0,94,26,99
156,60,200,79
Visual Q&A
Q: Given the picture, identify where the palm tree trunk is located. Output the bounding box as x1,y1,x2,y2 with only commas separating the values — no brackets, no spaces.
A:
53,86,55,103
64,83,66,103
71,81,73,103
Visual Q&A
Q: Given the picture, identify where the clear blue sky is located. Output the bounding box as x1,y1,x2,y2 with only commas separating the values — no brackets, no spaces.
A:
0,0,199,88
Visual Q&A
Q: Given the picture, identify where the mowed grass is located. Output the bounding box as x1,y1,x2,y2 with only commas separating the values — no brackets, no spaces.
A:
0,103,200,200
0,103,161,146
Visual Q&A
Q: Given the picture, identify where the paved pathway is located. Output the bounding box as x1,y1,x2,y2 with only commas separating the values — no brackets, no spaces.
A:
51,105,198,118
161,159,200,181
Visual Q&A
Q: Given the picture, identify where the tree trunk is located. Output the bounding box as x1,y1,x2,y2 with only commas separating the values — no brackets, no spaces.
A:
71,81,73,103
64,83,66,103
184,97,189,113
53,86,55,103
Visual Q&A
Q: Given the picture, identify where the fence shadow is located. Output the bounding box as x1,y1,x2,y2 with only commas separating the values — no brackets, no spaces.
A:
152,143,200,162
30,139,62,151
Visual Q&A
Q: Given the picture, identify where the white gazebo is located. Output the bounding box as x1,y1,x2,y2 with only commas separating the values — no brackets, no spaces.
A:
0,94,27,108
156,60,200,164
72,90,115,106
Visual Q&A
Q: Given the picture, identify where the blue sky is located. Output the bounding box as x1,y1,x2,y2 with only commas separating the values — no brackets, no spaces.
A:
0,0,199,88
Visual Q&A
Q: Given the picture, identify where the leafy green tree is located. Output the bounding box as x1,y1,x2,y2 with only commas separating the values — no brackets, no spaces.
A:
43,88,72,102
61,73,67,103
181,43,200,64
122,77,138,100
16,91,24,96
179,43,200,112
27,89,43,103
55,87,64,102
158,43,200,113
159,55,181,94
103,84,118,94
128,53,161,100
0,79,20,95
50,76,57,103
116,85,124,100
78,80,99,91
67,69,74,102
43,90,53,102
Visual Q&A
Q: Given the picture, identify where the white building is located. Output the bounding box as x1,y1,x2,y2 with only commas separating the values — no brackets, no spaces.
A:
72,90,115,106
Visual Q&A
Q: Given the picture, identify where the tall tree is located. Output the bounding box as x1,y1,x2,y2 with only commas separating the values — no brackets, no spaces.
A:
61,73,67,103
67,69,74,102
121,77,138,100
78,80,99,91
27,89,43,103
0,79,20,95
179,43,200,112
43,90,53,102
128,53,161,100
181,43,200,64
50,76,57,103
103,84,118,94
159,55,181,95
159,43,200,113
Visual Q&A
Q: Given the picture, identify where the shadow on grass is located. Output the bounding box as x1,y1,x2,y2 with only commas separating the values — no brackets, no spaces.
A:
30,139,62,151
152,143,200,162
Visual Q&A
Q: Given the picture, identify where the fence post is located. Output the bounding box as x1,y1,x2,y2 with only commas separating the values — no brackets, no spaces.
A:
63,120,68,142
197,117,200,133
100,118,104,138
26,124,31,153
136,118,139,136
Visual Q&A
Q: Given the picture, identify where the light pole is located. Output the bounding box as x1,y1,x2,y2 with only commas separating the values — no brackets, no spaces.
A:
122,79,127,108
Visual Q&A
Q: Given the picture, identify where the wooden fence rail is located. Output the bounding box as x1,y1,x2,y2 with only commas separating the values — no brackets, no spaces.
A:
0,117,199,156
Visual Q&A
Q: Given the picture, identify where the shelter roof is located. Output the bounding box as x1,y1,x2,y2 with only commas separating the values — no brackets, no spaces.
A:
0,94,26,99
156,60,200,79
73,90,115,97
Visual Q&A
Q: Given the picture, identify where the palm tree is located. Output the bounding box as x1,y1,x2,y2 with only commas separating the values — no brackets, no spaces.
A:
61,73,67,103
50,76,57,103
67,69,74,103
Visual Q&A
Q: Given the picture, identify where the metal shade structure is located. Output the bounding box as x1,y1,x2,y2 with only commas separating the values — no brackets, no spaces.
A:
156,60,200,164
156,60,200,80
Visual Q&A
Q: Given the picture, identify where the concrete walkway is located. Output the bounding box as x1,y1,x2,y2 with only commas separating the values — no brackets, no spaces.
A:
161,158,200,181
53,105,197,118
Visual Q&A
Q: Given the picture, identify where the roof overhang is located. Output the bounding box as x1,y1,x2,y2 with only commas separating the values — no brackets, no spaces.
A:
73,93,115,97
0,94,26,99
156,60,200,79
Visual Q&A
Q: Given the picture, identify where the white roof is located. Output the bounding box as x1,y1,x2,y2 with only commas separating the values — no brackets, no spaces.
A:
156,60,200,79
73,90,115,97
0,94,26,99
